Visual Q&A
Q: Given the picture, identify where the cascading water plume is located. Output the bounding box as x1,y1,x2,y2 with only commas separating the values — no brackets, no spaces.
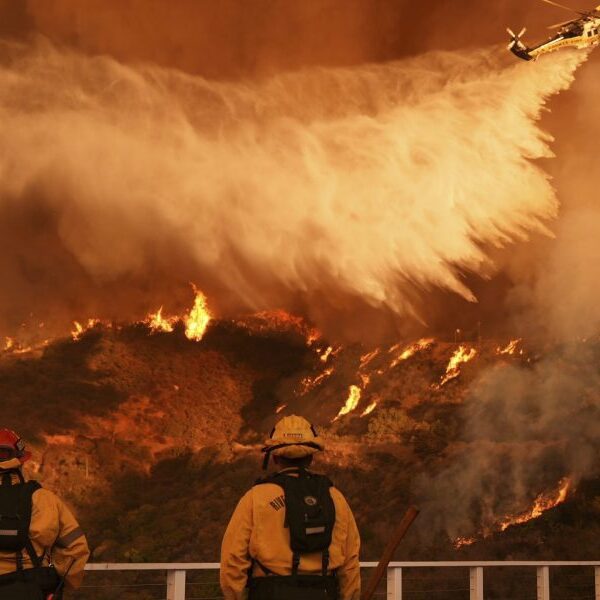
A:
0,40,587,335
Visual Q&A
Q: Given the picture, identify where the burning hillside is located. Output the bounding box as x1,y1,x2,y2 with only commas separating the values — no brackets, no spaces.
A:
1,304,597,565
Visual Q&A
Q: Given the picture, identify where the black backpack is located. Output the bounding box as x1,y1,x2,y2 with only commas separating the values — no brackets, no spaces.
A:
256,469,336,576
0,476,47,571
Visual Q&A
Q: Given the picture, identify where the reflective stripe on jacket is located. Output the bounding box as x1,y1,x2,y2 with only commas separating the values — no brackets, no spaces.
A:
220,471,361,600
0,471,90,589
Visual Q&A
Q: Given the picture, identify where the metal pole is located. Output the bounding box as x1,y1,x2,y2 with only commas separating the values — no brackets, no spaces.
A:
167,569,187,600
470,567,484,600
387,567,402,600
537,566,550,600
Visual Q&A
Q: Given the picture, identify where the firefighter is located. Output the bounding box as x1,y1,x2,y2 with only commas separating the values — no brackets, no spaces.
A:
220,415,361,600
0,429,90,599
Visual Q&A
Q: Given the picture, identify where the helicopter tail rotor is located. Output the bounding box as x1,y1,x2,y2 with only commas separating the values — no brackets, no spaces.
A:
506,27,533,60
507,26,527,50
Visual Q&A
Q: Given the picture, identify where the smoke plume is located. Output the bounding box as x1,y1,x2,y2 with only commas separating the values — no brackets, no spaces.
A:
417,342,600,541
0,40,585,338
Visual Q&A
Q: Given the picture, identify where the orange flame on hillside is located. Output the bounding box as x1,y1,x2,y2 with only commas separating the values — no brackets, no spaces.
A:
360,349,380,367
71,319,100,341
453,536,476,549
144,288,212,341
390,338,434,367
333,385,361,421
437,345,477,387
320,346,334,363
300,367,334,395
361,401,377,417
146,307,175,333
4,337,14,351
496,339,523,356
499,478,571,531
184,290,211,341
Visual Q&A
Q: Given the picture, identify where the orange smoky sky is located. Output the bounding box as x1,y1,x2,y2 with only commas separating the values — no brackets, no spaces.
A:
1,0,553,76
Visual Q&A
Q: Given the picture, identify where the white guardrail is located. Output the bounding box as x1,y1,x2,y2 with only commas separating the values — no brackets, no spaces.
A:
82,561,600,600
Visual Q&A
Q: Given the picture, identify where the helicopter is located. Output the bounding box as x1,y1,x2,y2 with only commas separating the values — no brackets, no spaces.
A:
507,0,600,60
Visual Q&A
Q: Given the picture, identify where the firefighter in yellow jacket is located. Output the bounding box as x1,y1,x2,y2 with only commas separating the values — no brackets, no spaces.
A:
0,428,90,599
221,415,361,600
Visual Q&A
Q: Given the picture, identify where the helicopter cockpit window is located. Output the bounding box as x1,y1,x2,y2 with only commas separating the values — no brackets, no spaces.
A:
563,23,583,38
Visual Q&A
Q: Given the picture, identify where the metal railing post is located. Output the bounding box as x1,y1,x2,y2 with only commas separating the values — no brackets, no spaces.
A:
537,566,550,600
470,567,484,600
387,566,402,600
595,567,600,600
167,569,187,600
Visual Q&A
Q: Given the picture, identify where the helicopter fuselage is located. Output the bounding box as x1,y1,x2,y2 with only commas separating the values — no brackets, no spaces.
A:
510,16,600,60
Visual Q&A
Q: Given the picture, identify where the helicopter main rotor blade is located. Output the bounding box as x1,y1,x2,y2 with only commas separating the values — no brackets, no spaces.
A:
540,0,588,15
547,18,577,28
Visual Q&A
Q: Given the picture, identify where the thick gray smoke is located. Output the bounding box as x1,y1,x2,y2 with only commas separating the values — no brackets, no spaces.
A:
417,342,600,541
0,40,585,338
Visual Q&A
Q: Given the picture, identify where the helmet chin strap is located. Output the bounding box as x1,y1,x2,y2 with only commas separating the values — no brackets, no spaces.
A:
262,449,272,470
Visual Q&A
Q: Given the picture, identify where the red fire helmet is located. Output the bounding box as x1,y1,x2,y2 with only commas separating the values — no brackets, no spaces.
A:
0,429,31,464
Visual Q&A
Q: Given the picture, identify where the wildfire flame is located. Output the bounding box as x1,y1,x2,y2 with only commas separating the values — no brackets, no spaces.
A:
300,367,334,395
184,290,211,341
360,349,380,367
320,346,334,363
390,338,434,367
334,385,361,421
71,319,100,341
499,478,571,531
453,536,476,549
144,287,211,341
437,345,477,387
453,477,572,548
496,339,523,356
361,401,377,417
4,337,14,351
146,307,175,333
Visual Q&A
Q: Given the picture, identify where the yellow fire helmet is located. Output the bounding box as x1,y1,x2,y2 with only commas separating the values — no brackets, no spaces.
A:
261,415,325,469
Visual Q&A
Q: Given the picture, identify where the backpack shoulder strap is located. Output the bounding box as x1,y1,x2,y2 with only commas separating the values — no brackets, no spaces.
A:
253,472,286,487
21,481,43,568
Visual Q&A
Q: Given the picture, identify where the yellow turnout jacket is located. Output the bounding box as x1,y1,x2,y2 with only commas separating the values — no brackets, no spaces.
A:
220,468,361,600
0,466,90,589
